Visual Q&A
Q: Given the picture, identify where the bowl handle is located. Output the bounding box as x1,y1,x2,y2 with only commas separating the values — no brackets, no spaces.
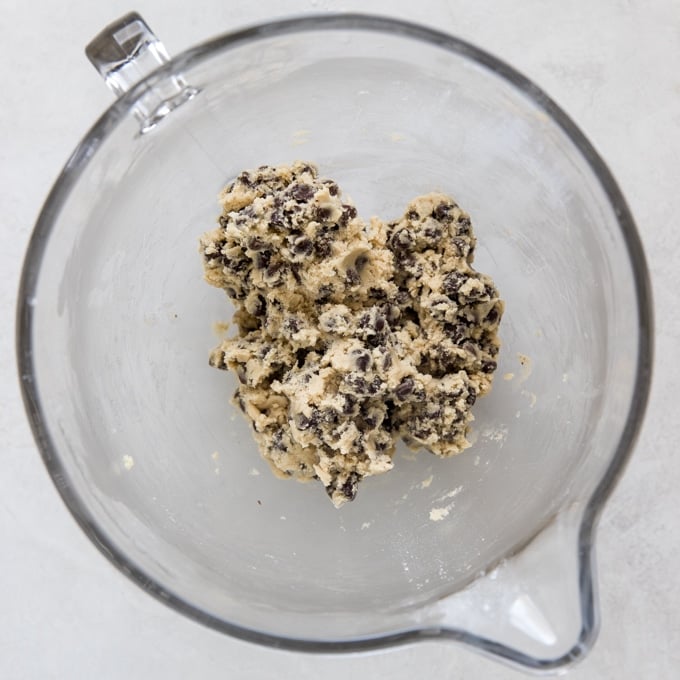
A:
85,12,198,133
422,504,598,670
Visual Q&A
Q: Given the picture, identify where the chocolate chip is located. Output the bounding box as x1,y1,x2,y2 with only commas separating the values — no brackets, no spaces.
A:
395,377,414,400
466,388,477,406
407,209,419,220
289,183,315,202
382,354,393,370
326,182,339,196
481,360,497,374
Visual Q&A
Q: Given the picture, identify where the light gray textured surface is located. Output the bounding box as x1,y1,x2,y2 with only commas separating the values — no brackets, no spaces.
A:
1,0,678,677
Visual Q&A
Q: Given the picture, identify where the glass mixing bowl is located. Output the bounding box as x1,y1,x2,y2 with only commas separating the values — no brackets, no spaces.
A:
17,12,652,672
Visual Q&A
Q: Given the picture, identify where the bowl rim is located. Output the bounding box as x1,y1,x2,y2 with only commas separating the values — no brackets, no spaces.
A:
15,12,654,669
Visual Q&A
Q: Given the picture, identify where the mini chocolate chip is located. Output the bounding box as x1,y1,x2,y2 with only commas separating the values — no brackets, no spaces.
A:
341,472,360,500
265,260,282,278
374,315,386,332
317,283,334,301
247,236,267,251
284,317,300,334
481,360,497,374
368,287,387,301
252,295,267,317
209,352,227,370
269,211,285,230
406,209,419,220
339,204,357,226
457,216,471,234
342,394,356,415
314,206,332,222
452,237,470,256
296,414,311,430
424,227,442,240
432,202,454,222
354,352,371,371
486,307,499,323
224,287,238,299
237,171,252,186
296,348,309,368
369,377,382,394
463,341,478,356
236,364,247,385
327,182,339,196
290,262,302,284
346,268,360,285
355,254,369,272
272,429,287,451
443,271,465,296
255,250,272,269
390,228,414,251
382,354,393,370
289,183,315,202
314,239,332,258
466,388,477,406
395,377,414,400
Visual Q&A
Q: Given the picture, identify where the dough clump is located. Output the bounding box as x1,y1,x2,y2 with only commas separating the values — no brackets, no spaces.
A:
200,162,503,507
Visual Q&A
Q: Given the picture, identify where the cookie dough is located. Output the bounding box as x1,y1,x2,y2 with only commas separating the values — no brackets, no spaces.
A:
200,162,503,507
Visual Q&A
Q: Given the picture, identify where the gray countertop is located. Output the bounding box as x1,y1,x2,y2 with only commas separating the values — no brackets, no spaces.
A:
2,1,678,677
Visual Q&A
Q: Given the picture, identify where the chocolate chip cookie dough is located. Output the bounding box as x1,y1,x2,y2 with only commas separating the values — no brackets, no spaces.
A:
200,162,503,507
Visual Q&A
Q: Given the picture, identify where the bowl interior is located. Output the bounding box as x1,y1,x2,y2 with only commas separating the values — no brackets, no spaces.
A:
25,23,641,640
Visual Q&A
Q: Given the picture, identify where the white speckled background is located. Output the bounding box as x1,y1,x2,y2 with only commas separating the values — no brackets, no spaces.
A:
2,1,678,677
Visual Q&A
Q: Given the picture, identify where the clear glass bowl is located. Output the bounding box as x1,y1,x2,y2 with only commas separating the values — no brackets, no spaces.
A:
17,13,653,671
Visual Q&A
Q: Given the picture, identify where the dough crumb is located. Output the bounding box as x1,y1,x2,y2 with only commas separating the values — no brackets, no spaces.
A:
430,504,454,521
419,475,434,489
122,455,135,471
200,162,503,507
